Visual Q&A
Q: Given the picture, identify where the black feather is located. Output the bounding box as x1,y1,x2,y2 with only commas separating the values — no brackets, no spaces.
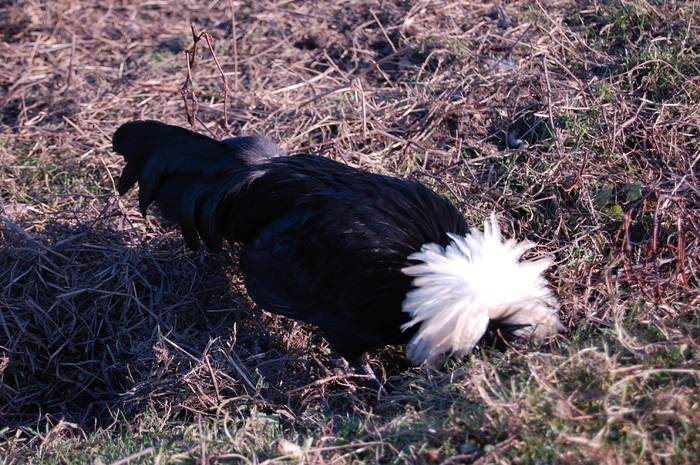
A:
113,121,469,364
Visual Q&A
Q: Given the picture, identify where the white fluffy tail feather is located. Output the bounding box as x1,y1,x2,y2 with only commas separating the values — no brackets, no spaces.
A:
401,214,561,364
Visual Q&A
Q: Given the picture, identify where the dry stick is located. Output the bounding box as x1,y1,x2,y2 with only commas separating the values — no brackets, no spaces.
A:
677,217,688,288
652,195,663,302
219,348,266,401
66,33,77,90
284,372,373,395
180,24,229,132
370,9,397,53
108,448,154,465
495,329,526,357
652,194,684,303
373,128,451,157
619,212,645,305
201,31,230,129
181,24,204,131
203,349,222,405
257,441,397,465
498,23,531,61
296,45,414,110
541,53,563,159
614,93,647,139
181,49,199,131
442,435,519,465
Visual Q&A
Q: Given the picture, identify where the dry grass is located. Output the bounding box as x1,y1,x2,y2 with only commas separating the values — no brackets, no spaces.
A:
1,0,699,463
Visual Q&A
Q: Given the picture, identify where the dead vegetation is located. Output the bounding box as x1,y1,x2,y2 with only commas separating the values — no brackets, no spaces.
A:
1,0,699,463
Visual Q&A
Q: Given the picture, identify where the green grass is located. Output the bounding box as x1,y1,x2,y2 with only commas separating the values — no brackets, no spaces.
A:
2,334,698,463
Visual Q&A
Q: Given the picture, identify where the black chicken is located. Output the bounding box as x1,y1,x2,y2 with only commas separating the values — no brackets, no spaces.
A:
113,121,561,376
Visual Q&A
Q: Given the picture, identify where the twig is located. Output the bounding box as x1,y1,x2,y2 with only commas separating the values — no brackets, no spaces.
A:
204,354,222,405
107,448,154,465
541,54,563,159
180,24,202,131
496,328,526,356
180,23,230,131
200,30,230,129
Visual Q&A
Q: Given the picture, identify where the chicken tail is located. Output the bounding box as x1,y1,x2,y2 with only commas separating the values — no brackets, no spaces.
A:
401,213,562,363
112,120,283,249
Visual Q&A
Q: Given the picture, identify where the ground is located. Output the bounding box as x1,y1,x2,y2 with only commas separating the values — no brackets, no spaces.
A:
1,0,699,464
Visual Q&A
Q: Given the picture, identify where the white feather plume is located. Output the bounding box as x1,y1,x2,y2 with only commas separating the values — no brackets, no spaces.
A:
401,213,562,363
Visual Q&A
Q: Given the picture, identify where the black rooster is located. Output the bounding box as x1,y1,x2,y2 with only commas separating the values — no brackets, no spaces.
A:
113,121,561,376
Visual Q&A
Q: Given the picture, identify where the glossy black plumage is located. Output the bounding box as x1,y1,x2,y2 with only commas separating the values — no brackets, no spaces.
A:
113,121,470,364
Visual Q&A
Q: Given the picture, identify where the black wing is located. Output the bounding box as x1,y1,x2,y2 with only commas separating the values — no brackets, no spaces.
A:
217,155,469,360
113,121,469,362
